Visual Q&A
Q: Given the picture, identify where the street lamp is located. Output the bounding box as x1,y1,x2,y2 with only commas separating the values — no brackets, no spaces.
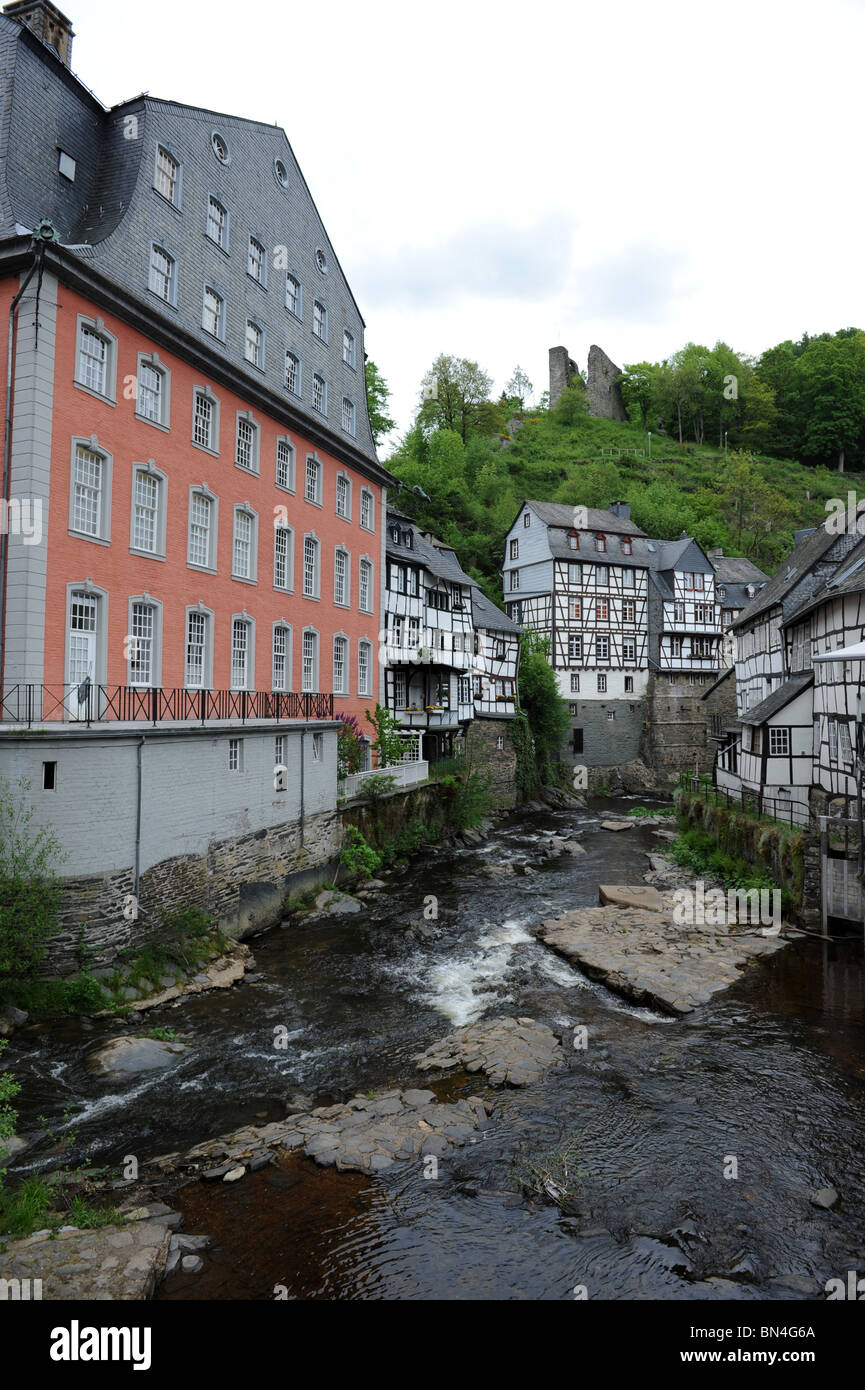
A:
724,431,728,458
648,431,652,461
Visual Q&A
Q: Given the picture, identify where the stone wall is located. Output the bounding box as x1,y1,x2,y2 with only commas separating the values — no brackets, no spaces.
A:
463,717,518,808
586,345,628,422
549,345,579,408
641,675,715,789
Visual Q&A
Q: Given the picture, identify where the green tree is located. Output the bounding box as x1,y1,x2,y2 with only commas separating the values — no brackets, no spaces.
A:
517,632,570,783
365,704,415,768
418,354,494,442
795,333,865,471
364,359,396,447
505,365,533,409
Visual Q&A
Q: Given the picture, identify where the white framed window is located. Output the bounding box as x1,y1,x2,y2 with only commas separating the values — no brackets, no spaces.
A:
510,539,519,561
336,474,351,519
623,568,635,588
136,357,169,427
311,732,323,761
622,600,635,622
570,674,580,692
607,711,615,722
359,558,373,613
185,608,212,689
342,397,355,435
131,465,166,556
768,726,790,757
360,489,374,531
839,720,853,763
75,320,116,400
211,130,230,164
70,440,111,542
358,639,372,696
596,636,610,661
58,149,76,181
228,736,243,771
192,388,219,452
245,320,263,368
333,635,349,694
149,244,176,304
305,455,322,505
203,286,225,339
248,236,265,284
285,351,301,395
671,636,683,658
596,565,609,586
274,524,293,591
154,145,180,205
273,625,291,692
207,196,228,248
568,636,582,662
510,569,520,590
231,617,253,690
597,674,607,692
285,274,301,317
303,535,320,598
302,629,319,692
334,548,349,606
312,373,326,414
188,488,216,570
829,719,838,761
625,676,634,693
623,637,636,662
232,507,258,581
524,512,531,528
235,414,259,472
343,329,356,367
312,300,327,340
276,437,296,491
128,601,158,687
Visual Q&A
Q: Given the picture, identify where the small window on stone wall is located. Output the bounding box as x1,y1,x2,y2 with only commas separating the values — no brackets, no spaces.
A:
43,761,57,790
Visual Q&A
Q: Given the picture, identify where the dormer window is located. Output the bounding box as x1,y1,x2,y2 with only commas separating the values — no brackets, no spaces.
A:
568,531,580,551
391,525,401,544
404,530,413,549
622,536,632,555
595,533,607,553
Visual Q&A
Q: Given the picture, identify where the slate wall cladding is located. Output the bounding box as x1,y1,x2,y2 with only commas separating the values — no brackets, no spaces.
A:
562,700,645,768
642,675,713,785
0,16,378,462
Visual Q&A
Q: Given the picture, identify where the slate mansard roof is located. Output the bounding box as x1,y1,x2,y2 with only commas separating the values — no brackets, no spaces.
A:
522,500,647,538
730,524,842,630
471,587,520,635
385,512,476,590
0,12,382,472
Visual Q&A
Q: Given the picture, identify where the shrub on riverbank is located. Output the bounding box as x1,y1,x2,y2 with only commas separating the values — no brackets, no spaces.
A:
0,776,64,991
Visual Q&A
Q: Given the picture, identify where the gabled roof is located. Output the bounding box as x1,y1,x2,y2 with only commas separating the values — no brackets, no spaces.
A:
731,523,840,629
739,672,814,726
711,554,769,585
385,513,476,588
522,500,647,537
471,588,520,634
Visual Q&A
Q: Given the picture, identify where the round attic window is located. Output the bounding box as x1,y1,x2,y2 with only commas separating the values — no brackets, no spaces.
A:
211,131,230,164
315,248,328,274
274,158,289,188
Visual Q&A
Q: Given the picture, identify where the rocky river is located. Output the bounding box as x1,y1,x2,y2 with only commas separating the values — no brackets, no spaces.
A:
4,796,865,1301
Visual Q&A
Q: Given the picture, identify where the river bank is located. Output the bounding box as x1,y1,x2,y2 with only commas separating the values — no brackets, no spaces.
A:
3,794,864,1301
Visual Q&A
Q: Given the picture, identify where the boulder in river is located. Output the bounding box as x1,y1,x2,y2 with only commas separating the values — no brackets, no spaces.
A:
85,1035,190,1077
810,1186,839,1210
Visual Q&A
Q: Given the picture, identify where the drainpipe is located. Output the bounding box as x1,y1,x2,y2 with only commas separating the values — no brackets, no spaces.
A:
0,244,43,700
299,726,306,849
134,736,144,903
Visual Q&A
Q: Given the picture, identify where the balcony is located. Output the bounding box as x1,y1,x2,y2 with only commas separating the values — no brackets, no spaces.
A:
392,705,462,730
0,683,335,729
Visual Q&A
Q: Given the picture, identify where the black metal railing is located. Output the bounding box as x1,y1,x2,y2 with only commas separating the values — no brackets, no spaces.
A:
682,774,811,830
0,684,335,728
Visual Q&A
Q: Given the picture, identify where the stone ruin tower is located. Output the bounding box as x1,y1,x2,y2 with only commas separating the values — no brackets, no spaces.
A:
549,343,628,422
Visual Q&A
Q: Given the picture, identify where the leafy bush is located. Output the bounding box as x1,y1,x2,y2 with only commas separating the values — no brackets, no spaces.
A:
365,703,415,769
358,773,397,801
336,712,365,778
0,775,64,988
440,770,492,830
340,827,382,879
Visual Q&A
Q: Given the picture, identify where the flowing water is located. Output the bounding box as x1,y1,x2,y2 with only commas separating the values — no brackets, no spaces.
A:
6,798,865,1300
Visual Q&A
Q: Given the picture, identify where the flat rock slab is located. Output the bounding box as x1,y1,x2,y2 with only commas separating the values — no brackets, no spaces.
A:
0,1216,175,1300
162,1089,490,1178
101,944,253,1016
601,820,634,832
599,884,663,912
413,1016,562,1087
535,900,788,1016
85,1036,190,1076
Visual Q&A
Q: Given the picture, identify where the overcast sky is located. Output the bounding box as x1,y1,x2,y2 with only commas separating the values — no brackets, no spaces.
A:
69,0,865,451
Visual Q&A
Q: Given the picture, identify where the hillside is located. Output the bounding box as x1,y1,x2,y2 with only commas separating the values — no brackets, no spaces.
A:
385,407,862,605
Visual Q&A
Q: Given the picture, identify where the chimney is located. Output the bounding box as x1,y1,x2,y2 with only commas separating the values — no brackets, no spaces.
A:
707,547,724,559
3,1,74,66
608,501,630,520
